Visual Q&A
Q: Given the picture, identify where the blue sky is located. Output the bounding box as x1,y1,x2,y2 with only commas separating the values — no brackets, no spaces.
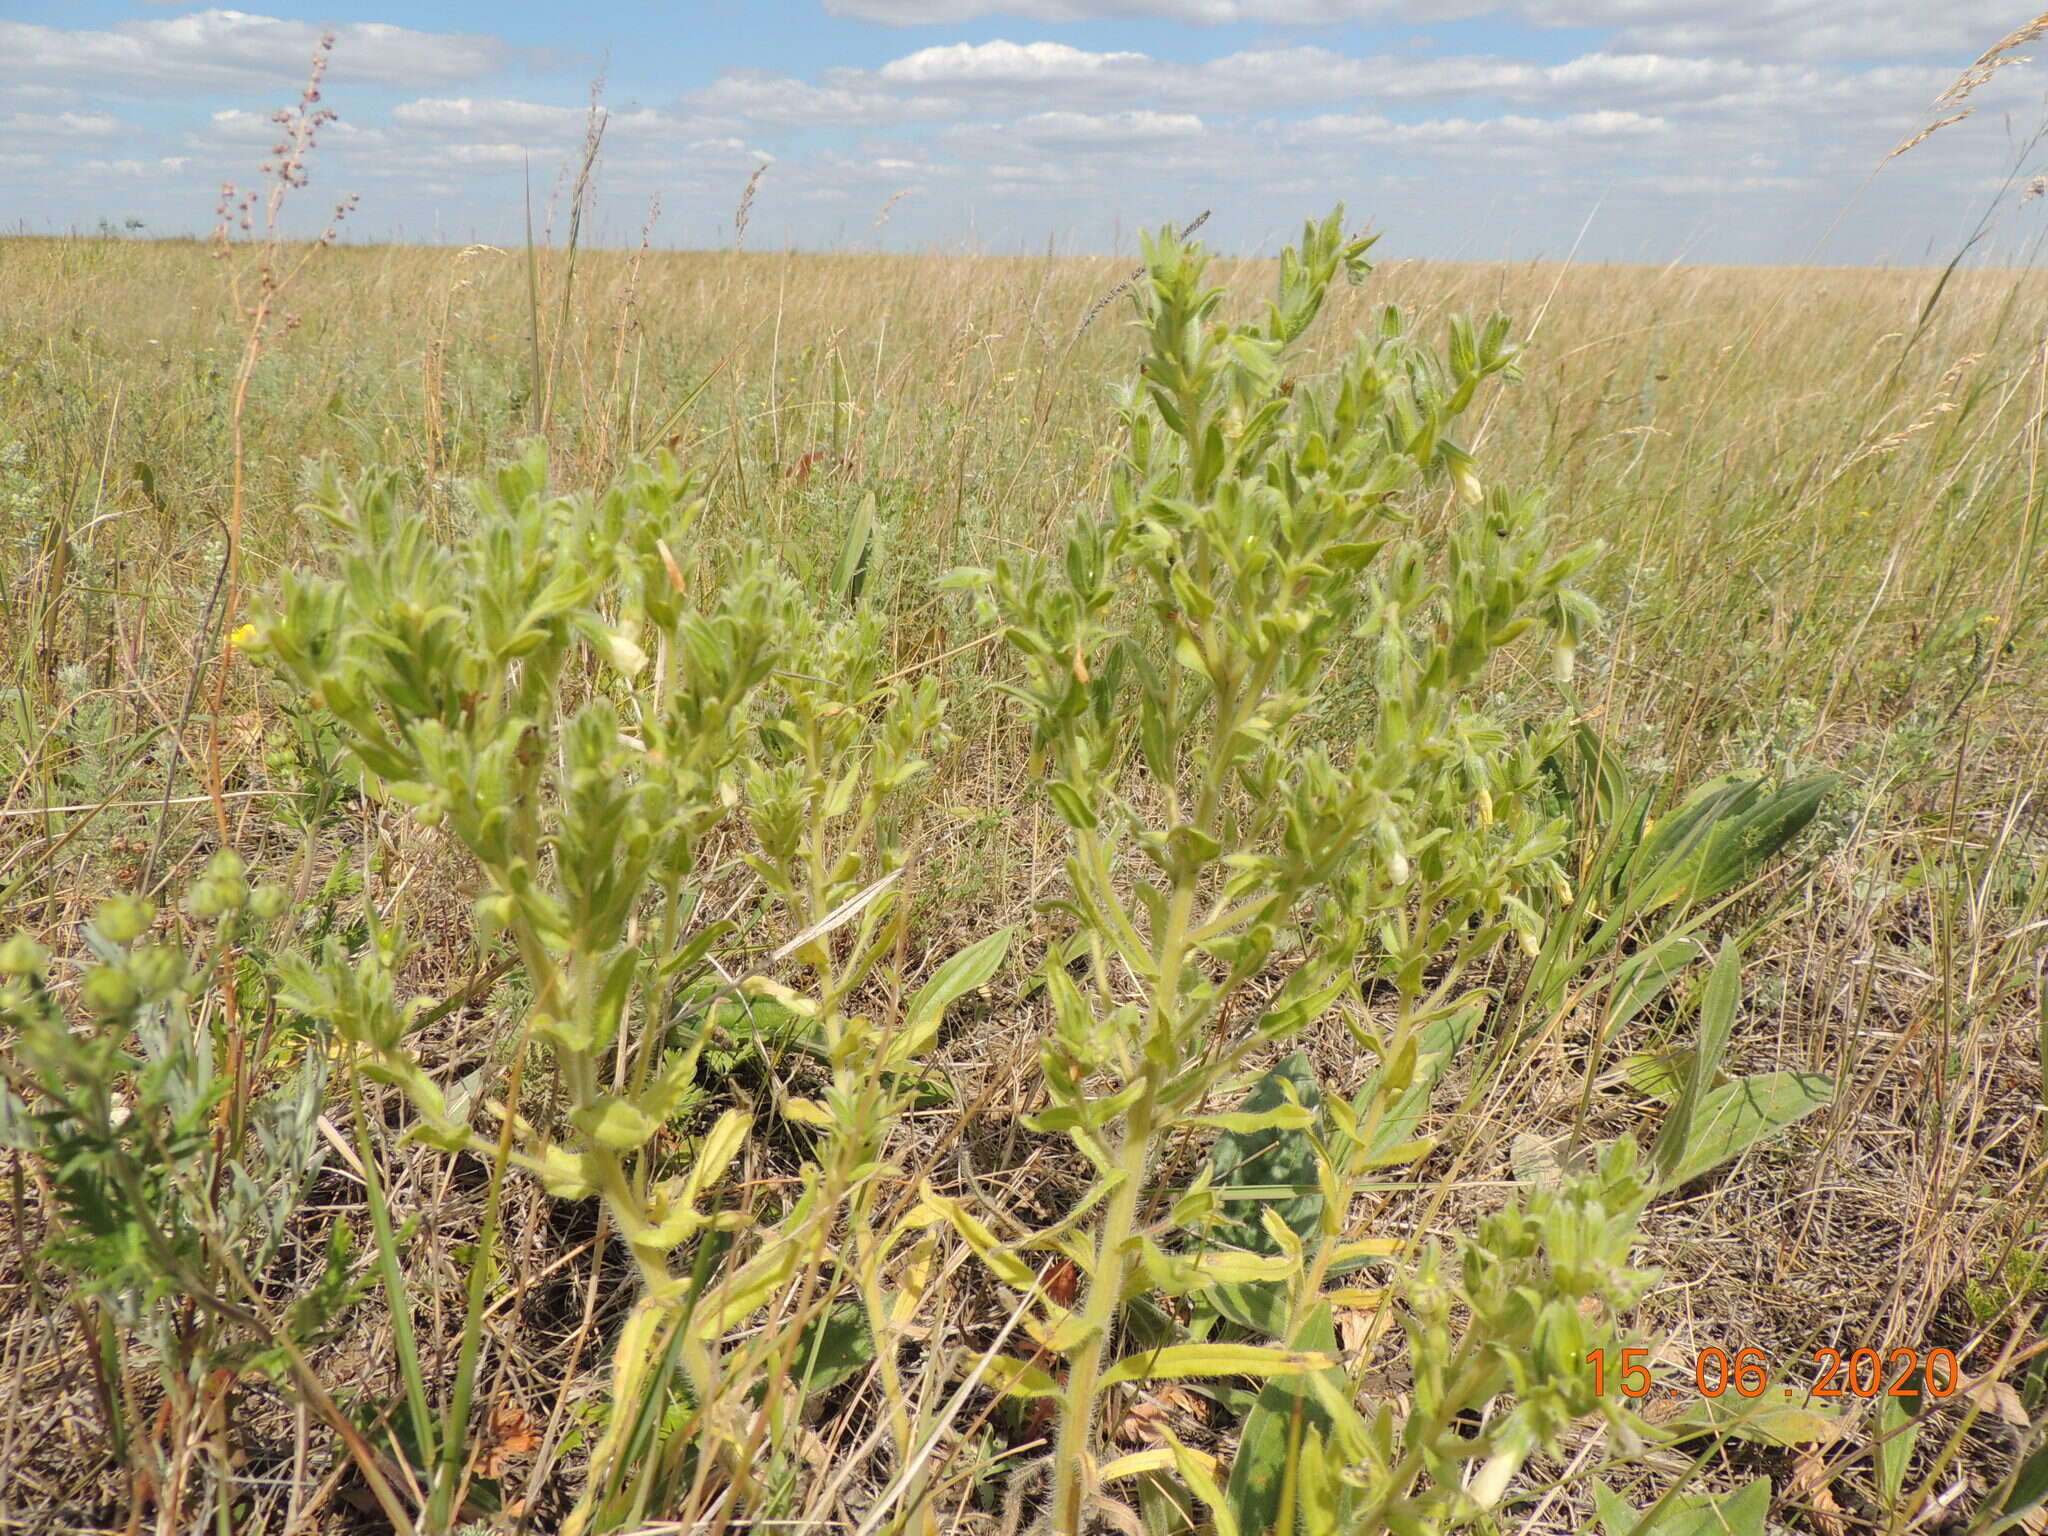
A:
0,1,2040,263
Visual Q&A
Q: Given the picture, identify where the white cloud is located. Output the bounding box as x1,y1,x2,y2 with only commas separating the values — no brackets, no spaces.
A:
392,98,686,142
0,111,126,141
685,136,776,160
1012,108,1206,143
440,143,534,166
80,156,194,176
687,71,961,127
206,106,383,145
827,0,1410,21
1517,0,2024,60
1290,107,1668,146
877,39,1152,86
0,9,515,94
1644,171,1811,193
826,0,2014,63
832,38,1873,118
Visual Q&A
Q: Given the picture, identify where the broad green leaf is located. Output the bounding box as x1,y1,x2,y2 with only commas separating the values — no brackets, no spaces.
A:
1658,1393,1844,1447
1203,1053,1324,1256
792,1304,875,1399
1184,1250,1297,1285
1657,1070,1835,1190
680,1109,753,1206
1652,938,1741,1188
1226,1304,1346,1536
830,490,877,606
977,1354,1063,1400
1626,772,1766,912
1593,1476,1772,1536
1627,771,1834,917
1047,779,1097,831
1989,1431,2048,1533
890,927,1011,1064
1100,1342,1335,1387
1691,772,1835,901
1601,934,1705,1046
1874,1378,1923,1511
1208,1279,1292,1338
572,1096,659,1153
1190,1103,1319,1136
1620,1048,1689,1102
1347,1001,1478,1162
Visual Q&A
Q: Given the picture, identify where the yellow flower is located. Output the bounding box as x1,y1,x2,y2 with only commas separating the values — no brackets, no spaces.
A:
229,623,259,649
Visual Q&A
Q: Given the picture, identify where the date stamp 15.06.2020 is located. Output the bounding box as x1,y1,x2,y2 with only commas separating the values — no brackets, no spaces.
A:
1588,1345,1961,1404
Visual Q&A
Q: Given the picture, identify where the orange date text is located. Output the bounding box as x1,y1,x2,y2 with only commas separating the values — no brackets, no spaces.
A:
1587,1346,1959,1401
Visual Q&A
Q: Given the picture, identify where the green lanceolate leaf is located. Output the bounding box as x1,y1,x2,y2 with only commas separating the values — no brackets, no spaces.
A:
1626,770,1835,918
1619,1048,1689,1102
1226,1304,1356,1536
1203,1053,1324,1257
1099,1342,1336,1387
1989,1430,2048,1533
1348,1001,1478,1165
831,490,878,606
1651,938,1741,1188
888,926,1011,1066
1689,771,1836,900
1592,1475,1771,1536
1601,934,1705,1048
1656,1069,1835,1191
1873,1371,1924,1511
792,1303,876,1399
1654,1394,1843,1449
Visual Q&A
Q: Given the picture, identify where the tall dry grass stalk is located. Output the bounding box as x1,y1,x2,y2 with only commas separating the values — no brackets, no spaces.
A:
735,162,769,250
196,34,354,852
1072,206,1210,337
1891,10,2048,159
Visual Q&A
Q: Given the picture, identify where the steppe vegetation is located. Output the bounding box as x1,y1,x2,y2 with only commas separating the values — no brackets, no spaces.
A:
0,69,2044,1536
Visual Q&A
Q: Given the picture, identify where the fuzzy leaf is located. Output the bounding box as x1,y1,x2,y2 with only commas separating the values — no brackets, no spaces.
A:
1657,1394,1844,1448
1202,1053,1324,1257
1100,1343,1335,1387
1657,1070,1834,1190
888,927,1011,1066
1593,1475,1772,1536
793,1304,875,1399
1226,1304,1349,1536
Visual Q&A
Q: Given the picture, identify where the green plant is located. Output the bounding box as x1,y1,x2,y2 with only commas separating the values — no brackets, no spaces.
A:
0,870,384,1529
1593,1474,1771,1536
953,208,1642,1533
1531,722,1836,1039
1644,938,1835,1192
247,443,997,1531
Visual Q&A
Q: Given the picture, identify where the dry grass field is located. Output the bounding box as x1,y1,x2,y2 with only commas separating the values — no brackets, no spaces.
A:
0,206,2043,1536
